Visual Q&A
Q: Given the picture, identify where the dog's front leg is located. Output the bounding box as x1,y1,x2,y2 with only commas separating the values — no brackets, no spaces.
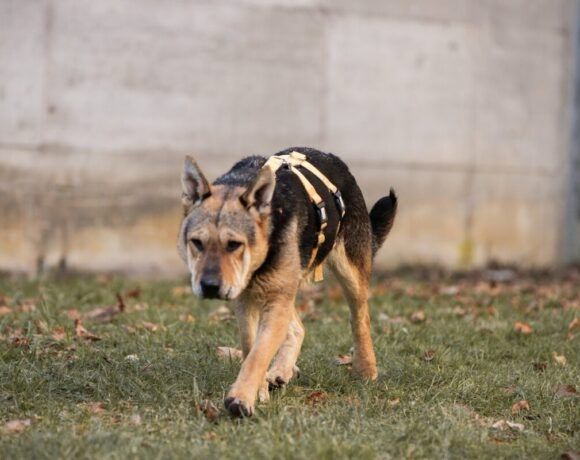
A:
225,296,293,417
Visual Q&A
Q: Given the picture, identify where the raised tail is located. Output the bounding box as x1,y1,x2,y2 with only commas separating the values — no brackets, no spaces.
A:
369,188,398,257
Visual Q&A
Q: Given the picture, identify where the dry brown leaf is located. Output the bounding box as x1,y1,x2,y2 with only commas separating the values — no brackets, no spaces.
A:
179,314,196,323
74,319,101,341
3,419,31,434
171,286,189,297
123,325,137,334
80,402,106,414
511,400,530,414
83,294,125,323
561,450,580,460
208,305,234,322
513,321,533,335
216,346,243,360
305,391,327,405
388,397,400,407
335,354,353,366
491,420,524,431
532,361,547,372
552,351,567,366
197,400,220,422
51,326,66,341
66,308,81,320
125,288,141,299
0,306,11,316
554,384,578,397
141,321,163,332
422,349,436,362
452,306,467,317
410,310,426,323
568,317,580,332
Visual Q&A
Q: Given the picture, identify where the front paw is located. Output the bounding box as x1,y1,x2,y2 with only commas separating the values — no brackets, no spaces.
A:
267,365,300,389
224,396,254,417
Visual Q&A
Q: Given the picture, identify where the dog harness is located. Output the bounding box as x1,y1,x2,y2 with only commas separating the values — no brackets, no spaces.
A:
263,151,346,282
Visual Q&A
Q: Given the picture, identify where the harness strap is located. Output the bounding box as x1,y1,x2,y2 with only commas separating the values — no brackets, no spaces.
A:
263,151,344,282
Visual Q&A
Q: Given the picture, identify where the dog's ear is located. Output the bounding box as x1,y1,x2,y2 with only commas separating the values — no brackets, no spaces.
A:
181,156,210,212
240,165,276,215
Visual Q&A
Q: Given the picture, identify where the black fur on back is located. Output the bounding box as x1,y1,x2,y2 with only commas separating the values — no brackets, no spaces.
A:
213,147,395,278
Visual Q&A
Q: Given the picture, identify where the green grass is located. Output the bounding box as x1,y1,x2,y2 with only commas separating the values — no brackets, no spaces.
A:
0,272,578,459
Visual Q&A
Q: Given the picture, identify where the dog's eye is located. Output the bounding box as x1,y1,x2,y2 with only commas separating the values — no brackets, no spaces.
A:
225,241,243,253
190,238,204,252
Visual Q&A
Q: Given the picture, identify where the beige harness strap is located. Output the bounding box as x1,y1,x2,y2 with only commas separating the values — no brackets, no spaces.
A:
263,151,344,282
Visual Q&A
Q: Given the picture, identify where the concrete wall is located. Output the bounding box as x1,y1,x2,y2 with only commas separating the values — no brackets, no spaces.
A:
0,0,578,275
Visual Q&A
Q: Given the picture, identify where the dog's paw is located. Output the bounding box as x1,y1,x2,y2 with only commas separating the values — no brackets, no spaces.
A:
224,396,254,417
267,365,300,389
352,362,378,381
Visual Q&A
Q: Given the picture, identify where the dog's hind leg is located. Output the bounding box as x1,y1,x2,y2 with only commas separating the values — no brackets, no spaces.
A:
266,307,304,388
328,240,378,380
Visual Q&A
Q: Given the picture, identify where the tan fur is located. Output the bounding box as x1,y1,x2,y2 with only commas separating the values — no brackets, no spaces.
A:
327,241,377,380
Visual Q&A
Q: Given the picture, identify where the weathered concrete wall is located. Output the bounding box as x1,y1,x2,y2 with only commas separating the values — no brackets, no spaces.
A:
0,0,578,275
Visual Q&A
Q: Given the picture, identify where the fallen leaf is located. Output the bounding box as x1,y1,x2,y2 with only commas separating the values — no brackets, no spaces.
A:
208,305,234,322
216,347,243,360
171,286,189,297
130,414,142,425
554,384,578,397
513,321,533,335
452,306,467,317
197,400,220,422
0,306,11,316
74,319,101,341
51,326,66,341
124,354,139,362
3,419,31,434
334,354,353,366
125,288,141,299
561,451,580,460
500,385,517,395
506,421,524,431
83,294,125,323
567,317,580,340
552,352,567,366
511,400,530,414
410,310,426,323
66,309,81,320
80,402,106,414
179,314,196,323
141,321,163,332
305,391,327,405
441,285,459,296
422,349,436,362
491,420,524,431
532,361,547,372
388,397,400,407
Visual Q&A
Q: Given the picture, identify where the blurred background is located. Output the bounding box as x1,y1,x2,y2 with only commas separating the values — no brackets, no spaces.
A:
0,0,579,277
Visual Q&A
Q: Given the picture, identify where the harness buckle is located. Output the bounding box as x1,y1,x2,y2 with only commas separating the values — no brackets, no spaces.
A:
316,201,328,225
333,191,346,218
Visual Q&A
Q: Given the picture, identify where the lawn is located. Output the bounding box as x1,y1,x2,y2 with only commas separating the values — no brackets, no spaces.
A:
0,269,578,459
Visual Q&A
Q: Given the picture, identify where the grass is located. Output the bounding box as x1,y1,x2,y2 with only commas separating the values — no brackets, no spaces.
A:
0,270,578,459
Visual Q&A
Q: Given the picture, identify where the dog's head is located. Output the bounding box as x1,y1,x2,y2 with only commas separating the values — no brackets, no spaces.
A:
177,157,274,300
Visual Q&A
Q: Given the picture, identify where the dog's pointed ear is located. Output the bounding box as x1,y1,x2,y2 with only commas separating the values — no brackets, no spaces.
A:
181,156,210,212
240,165,276,215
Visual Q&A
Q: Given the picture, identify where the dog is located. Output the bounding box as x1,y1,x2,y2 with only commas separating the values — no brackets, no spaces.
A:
178,147,397,417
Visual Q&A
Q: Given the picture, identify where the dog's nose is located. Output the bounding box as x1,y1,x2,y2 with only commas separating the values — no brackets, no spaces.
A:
200,277,221,299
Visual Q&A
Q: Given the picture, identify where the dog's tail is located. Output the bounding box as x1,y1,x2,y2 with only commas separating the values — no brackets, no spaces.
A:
369,188,398,257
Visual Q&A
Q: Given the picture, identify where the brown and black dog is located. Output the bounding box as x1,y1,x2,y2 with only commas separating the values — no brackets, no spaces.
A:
178,147,397,417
